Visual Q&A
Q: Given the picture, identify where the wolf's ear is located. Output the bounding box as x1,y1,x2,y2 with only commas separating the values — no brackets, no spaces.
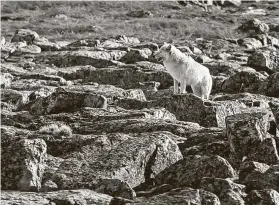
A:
166,44,172,51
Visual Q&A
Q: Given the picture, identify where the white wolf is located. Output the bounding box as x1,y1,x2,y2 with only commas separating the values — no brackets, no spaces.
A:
154,43,212,100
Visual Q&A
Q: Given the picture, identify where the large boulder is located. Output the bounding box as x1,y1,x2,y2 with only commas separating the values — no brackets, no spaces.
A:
242,165,279,191
226,112,271,166
269,101,279,130
202,60,242,76
33,37,61,51
221,69,267,94
1,139,47,191
246,138,279,165
12,45,41,56
246,189,279,205
247,50,279,74
11,29,40,44
155,94,245,127
1,89,30,111
155,155,236,188
260,72,279,98
239,161,270,182
45,132,182,190
200,177,245,205
238,38,262,49
0,73,14,89
238,18,269,34
120,48,152,64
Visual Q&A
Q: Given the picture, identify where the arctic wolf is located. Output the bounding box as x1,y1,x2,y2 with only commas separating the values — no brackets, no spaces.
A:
154,43,212,100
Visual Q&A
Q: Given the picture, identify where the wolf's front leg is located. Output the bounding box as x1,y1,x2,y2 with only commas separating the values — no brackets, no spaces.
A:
173,79,179,94
180,80,187,94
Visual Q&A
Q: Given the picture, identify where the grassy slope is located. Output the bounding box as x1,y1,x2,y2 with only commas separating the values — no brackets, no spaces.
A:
1,1,279,44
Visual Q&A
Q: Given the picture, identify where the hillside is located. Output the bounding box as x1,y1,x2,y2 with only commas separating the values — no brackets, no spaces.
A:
1,1,279,204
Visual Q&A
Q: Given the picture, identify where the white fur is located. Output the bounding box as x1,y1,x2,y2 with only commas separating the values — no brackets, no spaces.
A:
154,43,212,100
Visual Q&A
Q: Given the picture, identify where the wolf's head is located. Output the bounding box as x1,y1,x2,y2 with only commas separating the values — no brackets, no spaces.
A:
153,43,173,62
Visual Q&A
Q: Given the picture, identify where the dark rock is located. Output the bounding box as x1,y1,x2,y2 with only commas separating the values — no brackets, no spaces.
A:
1,89,30,111
178,127,225,150
126,10,153,18
238,38,262,49
200,177,245,205
260,72,279,98
182,141,230,158
95,179,136,199
246,189,279,205
34,37,61,51
120,48,152,64
155,155,236,188
212,75,227,94
220,189,245,205
242,165,279,191
1,139,47,191
200,177,245,197
239,161,270,182
41,180,58,192
269,101,279,130
136,184,174,197
246,138,279,165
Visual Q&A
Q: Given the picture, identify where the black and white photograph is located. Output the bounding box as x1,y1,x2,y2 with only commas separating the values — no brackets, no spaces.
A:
1,0,279,204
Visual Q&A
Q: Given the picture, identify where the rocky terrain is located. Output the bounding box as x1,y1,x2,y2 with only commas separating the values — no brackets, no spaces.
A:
1,1,279,205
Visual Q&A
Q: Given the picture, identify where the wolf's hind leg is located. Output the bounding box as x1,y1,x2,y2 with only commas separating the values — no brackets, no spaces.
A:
191,84,202,98
174,79,179,94
180,80,187,94
201,76,212,100
201,85,210,100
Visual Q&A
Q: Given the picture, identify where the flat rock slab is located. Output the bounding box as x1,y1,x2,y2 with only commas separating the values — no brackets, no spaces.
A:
1,189,112,205
27,87,108,115
155,155,236,188
56,64,172,90
116,187,220,205
1,107,201,139
154,94,246,127
45,132,182,189
35,50,126,68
